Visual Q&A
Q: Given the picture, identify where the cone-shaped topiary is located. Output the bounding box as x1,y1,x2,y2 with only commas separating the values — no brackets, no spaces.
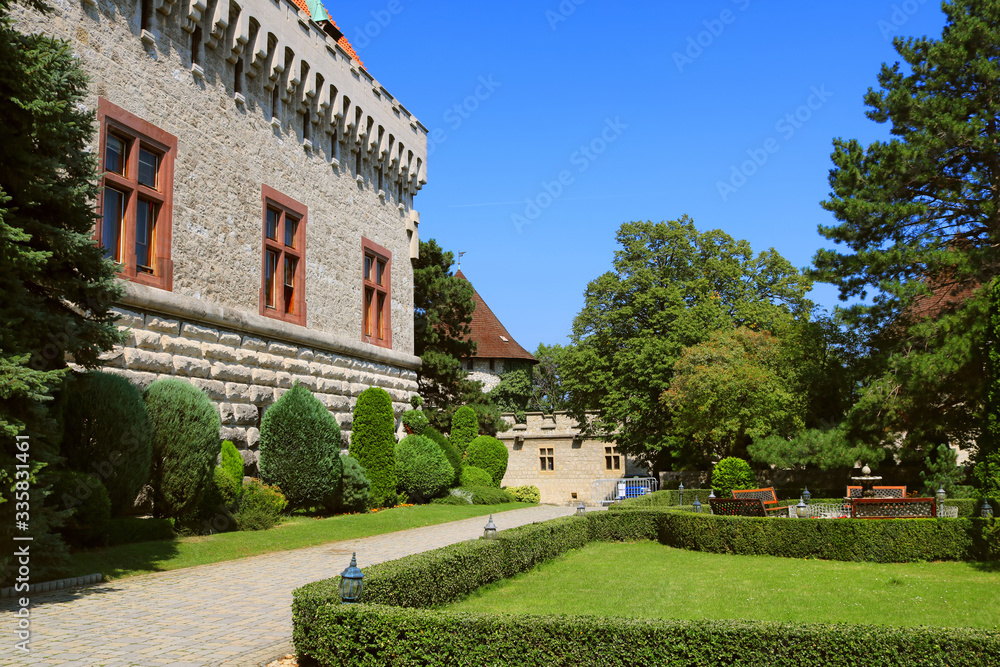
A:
144,379,221,519
350,387,398,507
220,440,244,485
464,435,509,487
450,405,478,455
259,383,343,510
425,426,461,487
395,434,453,502
711,456,756,497
62,371,153,515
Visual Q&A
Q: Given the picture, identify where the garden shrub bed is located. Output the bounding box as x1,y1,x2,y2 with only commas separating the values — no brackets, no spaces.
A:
293,510,1000,666
306,604,1000,667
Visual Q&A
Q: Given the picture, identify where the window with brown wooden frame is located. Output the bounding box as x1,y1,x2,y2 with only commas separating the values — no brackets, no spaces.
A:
540,448,554,471
605,446,620,471
361,237,392,349
97,98,176,291
259,185,307,326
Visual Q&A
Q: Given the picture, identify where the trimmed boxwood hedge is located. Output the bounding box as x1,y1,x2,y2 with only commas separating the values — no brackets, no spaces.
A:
305,605,1000,667
292,511,1000,667
616,489,713,507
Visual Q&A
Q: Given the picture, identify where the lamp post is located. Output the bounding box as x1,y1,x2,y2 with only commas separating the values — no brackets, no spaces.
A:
936,486,946,517
678,482,685,506
983,500,994,519
693,497,702,513
339,552,364,604
796,496,808,519
802,487,811,505
576,501,586,516
484,514,498,540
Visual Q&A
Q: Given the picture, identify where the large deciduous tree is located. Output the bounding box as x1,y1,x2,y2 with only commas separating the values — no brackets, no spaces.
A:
662,328,804,464
563,218,812,467
812,0,1000,456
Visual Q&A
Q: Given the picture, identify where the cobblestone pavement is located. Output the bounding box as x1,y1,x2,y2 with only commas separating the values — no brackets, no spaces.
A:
1,505,578,667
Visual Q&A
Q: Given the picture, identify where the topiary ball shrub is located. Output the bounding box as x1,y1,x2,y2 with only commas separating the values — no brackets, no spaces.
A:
460,466,493,488
712,456,756,497
425,426,461,487
51,471,111,548
259,383,343,511
331,455,371,513
144,379,221,520
395,435,454,503
465,435,509,487
61,371,152,515
350,387,397,508
234,479,288,531
505,485,540,503
401,409,429,435
450,406,479,455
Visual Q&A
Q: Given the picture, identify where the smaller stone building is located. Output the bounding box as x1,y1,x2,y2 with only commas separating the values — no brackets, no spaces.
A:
497,412,647,506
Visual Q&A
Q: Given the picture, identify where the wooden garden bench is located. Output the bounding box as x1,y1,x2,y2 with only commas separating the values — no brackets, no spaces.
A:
850,497,935,519
731,487,786,516
709,498,769,517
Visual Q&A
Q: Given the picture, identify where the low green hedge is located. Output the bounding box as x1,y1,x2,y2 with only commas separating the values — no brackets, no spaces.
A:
293,511,1000,666
616,489,713,507
306,604,1000,667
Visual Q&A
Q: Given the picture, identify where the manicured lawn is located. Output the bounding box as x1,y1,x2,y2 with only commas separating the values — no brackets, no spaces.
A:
447,541,1000,629
67,502,530,581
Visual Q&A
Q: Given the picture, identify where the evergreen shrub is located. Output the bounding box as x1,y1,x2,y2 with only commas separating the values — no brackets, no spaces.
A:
401,409,429,435
504,485,540,503
51,471,111,548
259,383,343,510
234,479,288,531
349,387,397,507
332,455,370,513
464,485,514,505
220,440,244,485
62,371,152,515
395,435,453,502
450,406,478,455
711,457,756,496
464,435,508,487
214,466,242,508
144,379,221,519
459,466,493,488
424,426,461,486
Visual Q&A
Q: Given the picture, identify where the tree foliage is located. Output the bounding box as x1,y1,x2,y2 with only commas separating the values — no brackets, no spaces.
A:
562,218,811,466
530,343,573,413
812,0,1000,452
749,426,886,471
662,328,804,463
488,362,534,423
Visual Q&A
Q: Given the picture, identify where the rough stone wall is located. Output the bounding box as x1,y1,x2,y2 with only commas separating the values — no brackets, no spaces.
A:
89,302,417,473
467,360,502,392
497,412,648,506
13,0,427,352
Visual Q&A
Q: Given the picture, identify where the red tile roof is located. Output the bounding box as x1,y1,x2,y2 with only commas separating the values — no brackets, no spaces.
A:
289,0,364,68
456,270,537,363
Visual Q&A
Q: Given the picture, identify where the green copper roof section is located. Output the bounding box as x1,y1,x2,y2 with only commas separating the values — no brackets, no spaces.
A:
305,0,327,22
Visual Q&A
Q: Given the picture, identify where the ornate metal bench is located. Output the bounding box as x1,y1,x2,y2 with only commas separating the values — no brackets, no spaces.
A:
851,497,936,519
709,498,768,517
731,487,786,516
847,485,907,499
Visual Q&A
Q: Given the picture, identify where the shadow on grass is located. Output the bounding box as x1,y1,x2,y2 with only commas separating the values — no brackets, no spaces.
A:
969,560,1000,572
64,535,181,582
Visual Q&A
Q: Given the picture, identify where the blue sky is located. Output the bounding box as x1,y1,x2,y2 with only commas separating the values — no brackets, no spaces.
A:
330,0,947,352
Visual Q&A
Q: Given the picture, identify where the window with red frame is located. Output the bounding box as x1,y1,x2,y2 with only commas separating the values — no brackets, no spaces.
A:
97,98,176,290
361,238,391,348
259,186,306,326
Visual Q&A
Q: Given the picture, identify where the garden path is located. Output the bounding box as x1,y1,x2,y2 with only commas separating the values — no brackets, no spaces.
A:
0,504,579,667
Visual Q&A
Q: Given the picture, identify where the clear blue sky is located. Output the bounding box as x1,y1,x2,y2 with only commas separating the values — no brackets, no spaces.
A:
330,0,947,352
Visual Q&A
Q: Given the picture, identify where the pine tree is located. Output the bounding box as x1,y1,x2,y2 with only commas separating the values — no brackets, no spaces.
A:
0,0,123,585
813,0,1000,452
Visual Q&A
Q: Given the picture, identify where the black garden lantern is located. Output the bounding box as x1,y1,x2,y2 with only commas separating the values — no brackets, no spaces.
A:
678,482,685,506
339,552,364,604
484,514,498,540
576,501,586,516
802,487,811,505
982,500,994,519
796,496,808,519
693,497,702,513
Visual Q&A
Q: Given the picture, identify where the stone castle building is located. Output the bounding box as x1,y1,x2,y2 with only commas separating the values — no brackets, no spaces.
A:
455,270,536,391
14,0,428,471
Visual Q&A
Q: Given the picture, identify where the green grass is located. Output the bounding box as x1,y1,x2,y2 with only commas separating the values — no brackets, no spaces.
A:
447,541,1000,629
67,503,530,581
